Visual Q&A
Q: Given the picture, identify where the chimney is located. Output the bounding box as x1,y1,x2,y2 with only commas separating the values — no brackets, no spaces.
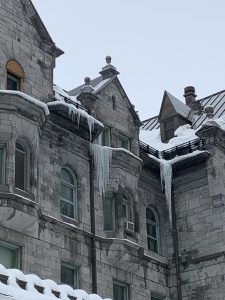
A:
183,86,197,107
205,106,214,119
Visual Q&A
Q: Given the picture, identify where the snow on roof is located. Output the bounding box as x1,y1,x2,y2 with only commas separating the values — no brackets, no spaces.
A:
166,91,191,119
0,90,49,116
140,124,197,151
0,265,111,300
53,85,81,105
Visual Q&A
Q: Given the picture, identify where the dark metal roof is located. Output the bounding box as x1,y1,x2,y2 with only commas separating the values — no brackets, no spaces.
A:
142,89,225,131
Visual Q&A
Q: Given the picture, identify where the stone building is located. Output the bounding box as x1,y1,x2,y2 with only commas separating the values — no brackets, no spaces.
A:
0,1,225,300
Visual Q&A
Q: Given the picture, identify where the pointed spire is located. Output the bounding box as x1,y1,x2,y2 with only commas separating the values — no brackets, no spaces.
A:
99,56,120,80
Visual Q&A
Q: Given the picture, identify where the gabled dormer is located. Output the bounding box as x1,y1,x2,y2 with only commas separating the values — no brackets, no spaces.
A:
159,91,191,142
69,57,142,155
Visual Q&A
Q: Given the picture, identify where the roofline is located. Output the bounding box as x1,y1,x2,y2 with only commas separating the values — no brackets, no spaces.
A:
197,89,225,102
142,115,158,123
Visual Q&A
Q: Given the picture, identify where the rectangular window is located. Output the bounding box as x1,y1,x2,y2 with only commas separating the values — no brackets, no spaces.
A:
103,194,115,231
0,241,20,269
101,126,111,147
0,146,6,185
118,133,130,150
7,72,20,91
113,281,129,300
164,118,174,140
61,262,79,289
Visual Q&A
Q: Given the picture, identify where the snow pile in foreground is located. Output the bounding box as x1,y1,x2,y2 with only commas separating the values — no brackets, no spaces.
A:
0,265,111,300
140,124,197,151
54,84,81,105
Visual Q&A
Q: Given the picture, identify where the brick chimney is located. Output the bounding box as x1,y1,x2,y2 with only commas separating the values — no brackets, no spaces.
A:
183,86,197,107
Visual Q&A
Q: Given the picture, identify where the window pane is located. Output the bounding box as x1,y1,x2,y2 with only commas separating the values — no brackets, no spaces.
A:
147,223,156,237
103,196,114,231
15,148,25,190
61,184,74,203
102,127,110,146
0,148,4,184
61,265,78,289
61,169,74,184
7,73,19,91
0,244,18,268
60,201,74,218
113,283,128,300
146,208,156,222
148,237,158,253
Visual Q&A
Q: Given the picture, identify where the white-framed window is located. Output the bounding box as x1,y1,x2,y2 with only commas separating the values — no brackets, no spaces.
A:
113,280,129,300
146,206,160,254
61,262,79,289
60,167,77,219
0,145,6,185
15,139,30,191
101,126,111,147
103,193,115,231
118,133,130,150
122,193,133,223
0,241,20,269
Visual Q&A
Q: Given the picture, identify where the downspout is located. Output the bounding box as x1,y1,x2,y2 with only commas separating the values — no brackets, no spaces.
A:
171,185,182,300
90,155,97,293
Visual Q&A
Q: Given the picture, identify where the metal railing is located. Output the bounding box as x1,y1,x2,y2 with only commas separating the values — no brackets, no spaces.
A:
54,92,88,112
140,138,205,160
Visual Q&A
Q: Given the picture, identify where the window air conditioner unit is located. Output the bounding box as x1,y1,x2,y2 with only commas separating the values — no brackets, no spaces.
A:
126,221,134,232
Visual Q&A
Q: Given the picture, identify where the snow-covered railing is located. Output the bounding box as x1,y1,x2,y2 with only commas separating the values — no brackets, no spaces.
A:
139,140,159,158
0,265,112,300
139,138,205,160
161,138,205,160
54,93,87,112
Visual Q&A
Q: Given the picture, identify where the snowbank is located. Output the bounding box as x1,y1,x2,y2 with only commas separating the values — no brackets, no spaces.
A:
202,115,225,131
0,265,111,300
54,84,81,105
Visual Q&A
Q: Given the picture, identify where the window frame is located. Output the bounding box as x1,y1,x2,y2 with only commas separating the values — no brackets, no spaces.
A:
61,262,79,289
151,293,164,300
146,206,160,254
118,133,130,151
101,126,111,147
122,193,133,223
113,280,130,300
0,240,20,269
15,139,30,192
0,145,6,185
60,167,77,220
6,60,24,91
103,193,115,231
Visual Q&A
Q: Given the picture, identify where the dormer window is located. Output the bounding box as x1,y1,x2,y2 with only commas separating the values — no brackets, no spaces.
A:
164,118,174,141
6,60,24,91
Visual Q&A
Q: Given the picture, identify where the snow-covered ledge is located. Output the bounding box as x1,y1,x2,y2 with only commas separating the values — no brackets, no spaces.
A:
0,265,111,300
0,90,49,116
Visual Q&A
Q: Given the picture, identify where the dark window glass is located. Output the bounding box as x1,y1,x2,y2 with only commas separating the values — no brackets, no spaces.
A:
113,282,129,300
146,207,159,254
164,119,174,140
103,195,115,231
102,127,110,146
0,242,19,269
0,148,4,184
7,73,20,91
61,264,78,288
118,134,130,150
15,141,26,190
60,168,77,219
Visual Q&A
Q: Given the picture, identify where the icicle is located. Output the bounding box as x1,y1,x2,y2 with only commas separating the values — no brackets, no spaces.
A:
159,159,173,224
90,144,112,195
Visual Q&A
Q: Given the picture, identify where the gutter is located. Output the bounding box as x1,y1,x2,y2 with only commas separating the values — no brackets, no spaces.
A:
171,185,182,300
90,155,97,293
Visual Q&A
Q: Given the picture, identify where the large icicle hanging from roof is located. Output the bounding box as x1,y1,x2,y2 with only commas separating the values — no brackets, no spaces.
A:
159,159,173,224
90,144,112,195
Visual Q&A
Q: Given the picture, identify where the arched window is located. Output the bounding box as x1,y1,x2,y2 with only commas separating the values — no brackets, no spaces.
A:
146,207,160,254
6,60,24,91
60,168,77,219
15,139,30,191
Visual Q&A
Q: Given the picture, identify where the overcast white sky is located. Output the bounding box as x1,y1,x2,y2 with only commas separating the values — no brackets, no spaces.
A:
32,0,225,121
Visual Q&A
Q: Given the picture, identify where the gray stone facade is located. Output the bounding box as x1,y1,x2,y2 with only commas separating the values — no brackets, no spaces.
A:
0,1,225,300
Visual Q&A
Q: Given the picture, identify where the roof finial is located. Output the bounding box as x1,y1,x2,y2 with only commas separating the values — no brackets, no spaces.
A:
106,56,111,64
84,77,91,86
